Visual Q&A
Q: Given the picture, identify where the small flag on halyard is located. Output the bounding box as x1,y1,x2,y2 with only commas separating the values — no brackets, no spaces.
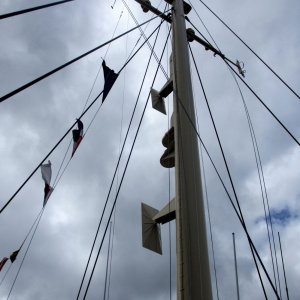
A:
102,60,119,102
10,250,20,263
0,257,8,271
41,160,53,207
71,119,84,157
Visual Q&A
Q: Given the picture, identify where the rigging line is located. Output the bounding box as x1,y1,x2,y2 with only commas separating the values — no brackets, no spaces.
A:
6,208,45,300
0,90,103,215
124,0,164,64
81,27,171,300
104,10,124,59
54,16,162,190
103,222,112,300
229,67,280,295
106,14,130,299
224,61,300,147
121,0,169,78
186,10,281,294
278,232,290,300
0,14,160,103
53,139,72,187
198,128,220,300
197,0,300,101
0,211,43,288
189,45,273,299
53,10,125,190
0,0,74,20
0,263,12,288
165,25,172,300
75,20,165,300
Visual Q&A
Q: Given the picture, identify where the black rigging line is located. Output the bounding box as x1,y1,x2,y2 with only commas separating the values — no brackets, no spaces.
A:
187,10,282,295
278,232,290,300
0,14,160,103
6,209,45,299
224,61,300,147
0,0,74,20
75,20,165,300
0,91,102,215
189,46,270,299
81,27,171,300
197,0,300,101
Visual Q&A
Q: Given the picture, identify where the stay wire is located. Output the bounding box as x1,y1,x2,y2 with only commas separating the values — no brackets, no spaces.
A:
121,0,169,78
229,67,281,296
186,12,281,294
0,0,74,20
224,61,300,147
0,14,160,103
278,232,290,300
1,22,161,215
81,27,171,300
75,20,165,300
197,0,300,101
106,13,130,299
189,45,276,299
6,208,45,299
198,125,220,300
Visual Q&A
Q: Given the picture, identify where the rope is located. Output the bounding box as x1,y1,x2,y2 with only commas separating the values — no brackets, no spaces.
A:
0,0,74,20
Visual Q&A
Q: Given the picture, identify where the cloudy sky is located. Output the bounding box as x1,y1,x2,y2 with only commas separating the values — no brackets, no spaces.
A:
0,0,299,299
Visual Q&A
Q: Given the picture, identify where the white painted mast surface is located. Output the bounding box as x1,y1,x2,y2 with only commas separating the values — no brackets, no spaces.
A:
171,0,212,298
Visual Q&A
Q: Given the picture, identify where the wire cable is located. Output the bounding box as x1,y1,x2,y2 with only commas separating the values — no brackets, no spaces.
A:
0,14,160,103
189,45,274,299
81,26,171,300
0,0,74,20
197,0,300,100
75,20,165,300
6,208,45,299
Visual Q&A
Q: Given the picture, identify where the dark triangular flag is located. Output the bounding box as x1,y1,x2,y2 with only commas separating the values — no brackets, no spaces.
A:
0,257,8,271
10,250,20,263
41,161,53,207
71,119,84,157
102,60,119,102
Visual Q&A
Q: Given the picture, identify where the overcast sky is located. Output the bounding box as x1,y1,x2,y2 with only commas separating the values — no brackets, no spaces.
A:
0,0,299,299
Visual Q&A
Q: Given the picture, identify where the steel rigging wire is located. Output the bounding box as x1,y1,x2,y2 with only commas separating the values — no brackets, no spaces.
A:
189,45,278,299
0,0,74,20
0,14,163,104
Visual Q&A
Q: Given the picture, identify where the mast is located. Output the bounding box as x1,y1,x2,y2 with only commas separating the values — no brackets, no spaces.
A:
171,0,212,298
138,0,213,298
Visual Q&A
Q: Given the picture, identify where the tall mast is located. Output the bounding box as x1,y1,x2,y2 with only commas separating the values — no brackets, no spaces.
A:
137,0,213,298
171,0,212,298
